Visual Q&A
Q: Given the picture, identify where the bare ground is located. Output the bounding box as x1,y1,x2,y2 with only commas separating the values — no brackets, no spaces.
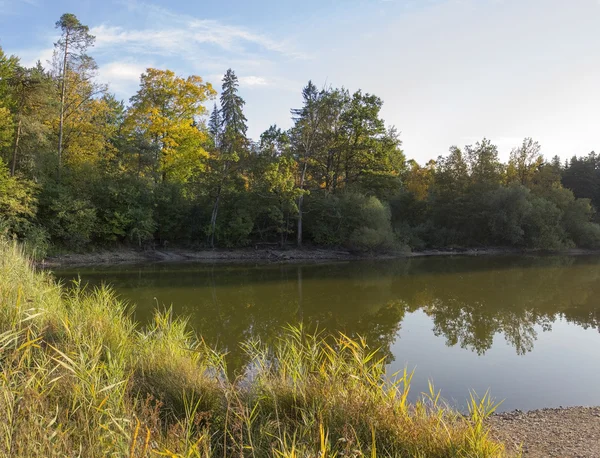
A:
489,407,600,457
42,247,372,267
42,246,527,267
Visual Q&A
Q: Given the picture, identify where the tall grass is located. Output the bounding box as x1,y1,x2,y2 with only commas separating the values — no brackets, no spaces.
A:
0,239,507,457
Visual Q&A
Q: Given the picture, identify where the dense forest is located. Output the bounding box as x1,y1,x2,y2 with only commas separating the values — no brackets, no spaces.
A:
2,13,600,258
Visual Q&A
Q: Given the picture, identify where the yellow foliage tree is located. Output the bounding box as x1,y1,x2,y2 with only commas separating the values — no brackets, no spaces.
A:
126,68,216,183
59,68,116,169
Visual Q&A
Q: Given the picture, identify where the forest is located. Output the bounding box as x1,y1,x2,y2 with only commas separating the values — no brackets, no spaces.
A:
2,13,600,258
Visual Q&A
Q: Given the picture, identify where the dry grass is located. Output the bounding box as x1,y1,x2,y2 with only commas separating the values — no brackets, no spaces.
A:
0,239,507,457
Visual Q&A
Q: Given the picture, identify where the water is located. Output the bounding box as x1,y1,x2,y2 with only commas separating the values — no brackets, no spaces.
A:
53,255,600,412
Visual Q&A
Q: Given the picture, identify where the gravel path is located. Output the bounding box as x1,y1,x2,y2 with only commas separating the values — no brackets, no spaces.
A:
489,407,600,457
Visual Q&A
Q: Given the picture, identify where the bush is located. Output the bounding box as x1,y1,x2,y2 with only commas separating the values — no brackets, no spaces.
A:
89,175,156,246
486,185,532,246
37,183,97,250
305,191,399,252
563,198,600,248
524,196,570,250
21,225,50,260
0,158,38,237
154,181,194,245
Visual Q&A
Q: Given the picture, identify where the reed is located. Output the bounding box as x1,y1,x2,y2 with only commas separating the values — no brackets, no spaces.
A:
0,239,507,457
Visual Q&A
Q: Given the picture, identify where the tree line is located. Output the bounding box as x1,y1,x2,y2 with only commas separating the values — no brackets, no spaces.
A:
1,13,600,257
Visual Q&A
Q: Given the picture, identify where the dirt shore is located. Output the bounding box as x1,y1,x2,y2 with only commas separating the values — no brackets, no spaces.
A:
42,246,530,267
41,245,600,268
489,406,600,457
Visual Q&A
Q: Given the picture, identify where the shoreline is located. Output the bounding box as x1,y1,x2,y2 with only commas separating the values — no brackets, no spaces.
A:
41,246,600,268
489,406,600,457
34,243,600,456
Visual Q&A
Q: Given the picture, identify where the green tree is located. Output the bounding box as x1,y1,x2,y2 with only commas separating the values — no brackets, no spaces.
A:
507,137,543,186
561,153,600,209
290,81,331,246
54,13,96,180
465,138,503,190
0,158,37,235
206,69,248,247
5,64,54,177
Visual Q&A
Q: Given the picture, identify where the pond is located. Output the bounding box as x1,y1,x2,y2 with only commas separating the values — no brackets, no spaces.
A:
54,254,600,412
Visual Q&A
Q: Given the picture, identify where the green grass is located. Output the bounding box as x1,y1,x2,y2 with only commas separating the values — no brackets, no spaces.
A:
0,238,507,457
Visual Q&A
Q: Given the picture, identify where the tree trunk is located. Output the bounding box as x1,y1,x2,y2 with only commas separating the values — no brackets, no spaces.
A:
10,118,22,177
209,186,221,248
297,161,307,247
57,31,70,182
297,194,303,247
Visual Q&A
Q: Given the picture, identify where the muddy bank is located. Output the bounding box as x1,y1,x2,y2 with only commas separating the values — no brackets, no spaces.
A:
42,246,529,267
489,406,600,457
41,246,600,268
42,247,374,267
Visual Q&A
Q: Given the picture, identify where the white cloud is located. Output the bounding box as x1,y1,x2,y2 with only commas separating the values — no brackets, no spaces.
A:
239,76,269,87
90,3,307,60
14,46,54,68
97,61,148,96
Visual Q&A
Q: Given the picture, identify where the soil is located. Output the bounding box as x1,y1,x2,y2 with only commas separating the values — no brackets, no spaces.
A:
41,245,600,268
489,407,600,457
42,246,529,267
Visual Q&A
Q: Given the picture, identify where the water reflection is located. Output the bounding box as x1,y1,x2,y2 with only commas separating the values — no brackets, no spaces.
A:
55,256,600,371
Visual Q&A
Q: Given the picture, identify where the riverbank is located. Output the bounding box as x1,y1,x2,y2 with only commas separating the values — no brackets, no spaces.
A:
41,245,600,267
42,245,594,267
489,406,600,457
0,239,506,457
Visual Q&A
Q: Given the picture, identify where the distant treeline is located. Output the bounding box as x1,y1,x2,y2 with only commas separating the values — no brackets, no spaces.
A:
1,13,600,257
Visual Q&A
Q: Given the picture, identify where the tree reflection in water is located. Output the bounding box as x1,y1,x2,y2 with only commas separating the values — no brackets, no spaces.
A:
55,255,600,373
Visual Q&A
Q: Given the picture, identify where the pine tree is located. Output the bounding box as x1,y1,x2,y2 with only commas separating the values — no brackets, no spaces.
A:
207,69,248,247
290,80,328,246
208,103,222,147
54,13,96,181
220,69,247,140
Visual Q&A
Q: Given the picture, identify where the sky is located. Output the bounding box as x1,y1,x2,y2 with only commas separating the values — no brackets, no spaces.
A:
1,0,599,163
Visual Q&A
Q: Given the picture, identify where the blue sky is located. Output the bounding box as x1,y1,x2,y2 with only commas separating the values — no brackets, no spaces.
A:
1,0,599,163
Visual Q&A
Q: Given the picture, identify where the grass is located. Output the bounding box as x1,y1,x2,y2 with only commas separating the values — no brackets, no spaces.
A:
0,238,507,457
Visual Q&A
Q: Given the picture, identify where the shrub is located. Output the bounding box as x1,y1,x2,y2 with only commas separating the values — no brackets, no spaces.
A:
305,191,398,252
39,185,97,250
0,158,38,236
563,198,600,248
486,185,532,246
524,196,570,250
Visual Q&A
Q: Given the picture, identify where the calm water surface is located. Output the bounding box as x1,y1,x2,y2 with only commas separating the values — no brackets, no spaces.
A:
54,255,600,412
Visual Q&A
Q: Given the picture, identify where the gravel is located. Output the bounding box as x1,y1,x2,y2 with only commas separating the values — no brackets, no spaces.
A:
489,406,600,457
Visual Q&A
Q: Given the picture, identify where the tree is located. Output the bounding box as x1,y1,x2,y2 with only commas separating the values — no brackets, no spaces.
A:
337,91,404,196
54,13,96,180
220,69,247,139
0,46,19,100
251,126,302,246
206,69,248,247
403,159,434,201
561,153,600,209
465,138,503,190
208,103,222,147
0,158,37,236
0,48,18,159
126,68,215,182
507,138,543,186
290,81,330,246
5,65,53,176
